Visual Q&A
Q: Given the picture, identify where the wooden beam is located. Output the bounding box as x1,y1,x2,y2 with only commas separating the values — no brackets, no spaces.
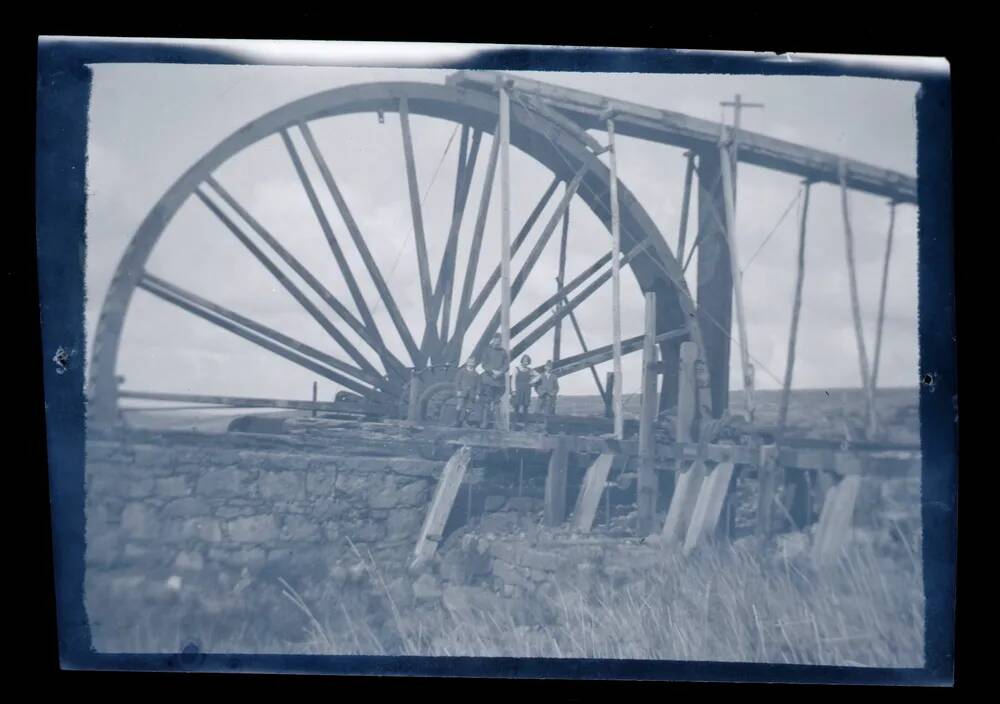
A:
662,342,704,544
571,453,616,532
682,461,736,555
497,81,513,432
637,292,659,536
778,182,812,432
608,117,624,441
719,143,755,422
839,162,877,438
446,70,918,203
544,435,571,526
563,298,608,403
117,389,386,414
411,446,472,571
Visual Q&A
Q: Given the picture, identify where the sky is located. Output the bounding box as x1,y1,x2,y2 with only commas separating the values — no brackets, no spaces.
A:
84,62,920,403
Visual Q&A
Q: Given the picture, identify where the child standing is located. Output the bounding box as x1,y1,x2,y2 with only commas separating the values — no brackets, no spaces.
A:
512,355,539,424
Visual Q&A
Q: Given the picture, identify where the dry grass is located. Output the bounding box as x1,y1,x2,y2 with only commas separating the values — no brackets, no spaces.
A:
110,531,924,668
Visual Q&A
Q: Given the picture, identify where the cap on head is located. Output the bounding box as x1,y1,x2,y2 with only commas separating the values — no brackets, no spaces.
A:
520,355,531,365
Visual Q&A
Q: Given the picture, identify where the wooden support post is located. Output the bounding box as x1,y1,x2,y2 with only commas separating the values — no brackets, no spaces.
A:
406,369,423,422
754,444,780,540
604,372,615,418
662,342,704,544
411,446,472,571
572,453,616,533
311,381,318,418
719,143,754,422
497,79,513,432
778,181,812,433
695,149,732,418
553,196,570,362
544,435,571,526
839,161,875,439
869,201,897,439
682,461,736,555
810,457,862,565
607,116,624,440
637,291,659,536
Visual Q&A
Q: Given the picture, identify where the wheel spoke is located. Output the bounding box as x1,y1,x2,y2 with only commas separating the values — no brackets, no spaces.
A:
510,241,649,339
398,98,436,333
510,242,651,359
434,128,482,357
450,126,501,363
447,174,561,362
280,129,393,363
204,176,407,381
194,186,385,382
547,328,688,378
295,121,421,367
561,296,609,403
137,273,386,398
470,163,592,360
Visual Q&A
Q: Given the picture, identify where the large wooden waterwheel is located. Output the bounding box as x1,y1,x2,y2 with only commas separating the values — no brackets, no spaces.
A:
87,80,706,426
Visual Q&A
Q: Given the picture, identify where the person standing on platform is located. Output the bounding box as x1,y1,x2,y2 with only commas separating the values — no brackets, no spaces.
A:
511,354,539,426
479,333,510,428
454,358,480,427
534,360,560,416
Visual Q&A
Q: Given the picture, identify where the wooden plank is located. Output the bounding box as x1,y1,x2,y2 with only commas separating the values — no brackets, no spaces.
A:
810,472,862,566
608,116,624,440
778,182,812,432
497,81,513,432
637,291,659,536
544,435,571,526
719,143,755,422
682,461,736,555
661,341,700,543
411,446,472,571
839,162,876,438
571,453,616,532
446,70,918,203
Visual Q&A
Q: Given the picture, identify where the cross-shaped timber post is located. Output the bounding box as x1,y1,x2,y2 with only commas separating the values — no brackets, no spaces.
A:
720,94,764,206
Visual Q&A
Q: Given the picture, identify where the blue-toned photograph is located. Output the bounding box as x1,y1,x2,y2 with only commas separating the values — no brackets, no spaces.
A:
35,38,956,683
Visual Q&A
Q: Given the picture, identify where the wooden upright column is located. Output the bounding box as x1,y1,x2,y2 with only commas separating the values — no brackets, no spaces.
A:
497,79,512,431
695,149,732,419
637,291,659,536
607,116,624,440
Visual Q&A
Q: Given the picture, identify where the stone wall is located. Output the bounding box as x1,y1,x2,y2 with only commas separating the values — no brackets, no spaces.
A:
83,436,445,649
